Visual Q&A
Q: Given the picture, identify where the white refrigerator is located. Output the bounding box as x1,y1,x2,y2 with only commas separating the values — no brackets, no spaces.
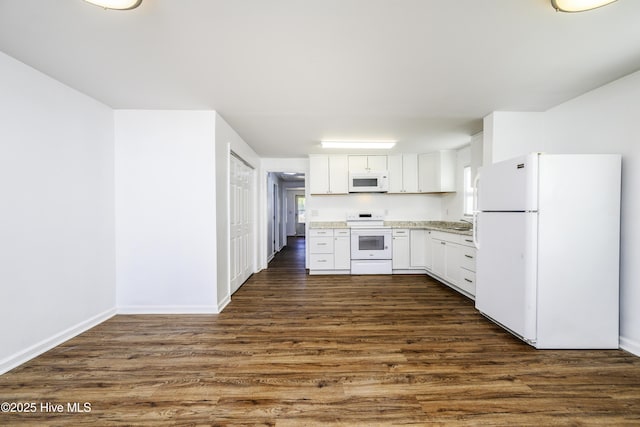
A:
474,153,621,349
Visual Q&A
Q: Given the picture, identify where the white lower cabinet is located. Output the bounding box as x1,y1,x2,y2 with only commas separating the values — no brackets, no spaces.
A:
409,229,426,268
458,245,477,296
392,229,410,269
309,228,350,274
429,231,476,298
334,229,351,270
432,238,446,277
424,230,433,271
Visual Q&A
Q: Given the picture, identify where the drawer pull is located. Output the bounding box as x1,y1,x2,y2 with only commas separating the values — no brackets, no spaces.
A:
317,243,327,246
440,241,446,245
465,254,474,259
318,259,327,263
464,278,473,283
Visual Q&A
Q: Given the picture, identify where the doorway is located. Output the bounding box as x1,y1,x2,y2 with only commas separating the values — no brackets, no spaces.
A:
266,172,305,263
295,195,306,236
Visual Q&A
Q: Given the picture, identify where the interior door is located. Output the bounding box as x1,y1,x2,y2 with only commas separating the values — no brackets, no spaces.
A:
475,211,538,341
230,154,254,294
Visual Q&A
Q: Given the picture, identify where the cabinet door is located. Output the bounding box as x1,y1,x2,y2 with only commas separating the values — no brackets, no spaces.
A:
424,230,433,271
432,238,446,277
392,231,410,269
418,151,456,193
410,229,426,268
367,155,388,171
328,155,349,194
418,152,437,193
444,242,462,285
438,150,456,192
309,155,330,194
348,155,368,171
334,236,351,270
402,154,419,193
387,154,404,193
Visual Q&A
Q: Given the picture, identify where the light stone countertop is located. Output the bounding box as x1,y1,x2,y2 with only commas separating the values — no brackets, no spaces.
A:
308,221,349,229
308,220,472,236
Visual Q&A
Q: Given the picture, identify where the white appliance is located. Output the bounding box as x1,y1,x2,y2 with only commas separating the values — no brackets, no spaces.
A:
474,153,621,349
348,211,392,274
348,171,389,193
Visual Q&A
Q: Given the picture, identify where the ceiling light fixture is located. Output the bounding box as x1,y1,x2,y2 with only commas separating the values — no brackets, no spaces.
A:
551,0,617,12
84,0,142,10
320,140,397,150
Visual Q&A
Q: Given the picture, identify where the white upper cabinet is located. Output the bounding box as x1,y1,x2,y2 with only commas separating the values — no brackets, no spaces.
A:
309,155,349,194
348,155,387,172
418,150,456,193
388,154,419,193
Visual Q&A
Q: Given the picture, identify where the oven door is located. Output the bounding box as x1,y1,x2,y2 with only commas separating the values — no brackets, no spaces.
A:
350,229,392,259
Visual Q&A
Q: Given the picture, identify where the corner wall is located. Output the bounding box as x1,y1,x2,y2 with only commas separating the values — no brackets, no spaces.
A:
114,110,218,313
0,52,116,374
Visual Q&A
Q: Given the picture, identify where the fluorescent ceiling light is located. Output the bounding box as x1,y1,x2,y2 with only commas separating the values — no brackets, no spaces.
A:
321,140,397,150
551,0,617,12
84,0,142,10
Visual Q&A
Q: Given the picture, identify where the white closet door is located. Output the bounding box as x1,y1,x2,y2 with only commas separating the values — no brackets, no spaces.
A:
230,154,254,294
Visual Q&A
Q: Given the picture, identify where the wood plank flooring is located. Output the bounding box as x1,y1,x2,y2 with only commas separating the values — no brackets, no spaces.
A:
2,236,640,425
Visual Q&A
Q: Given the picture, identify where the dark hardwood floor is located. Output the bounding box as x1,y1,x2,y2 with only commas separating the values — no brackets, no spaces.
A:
2,235,640,425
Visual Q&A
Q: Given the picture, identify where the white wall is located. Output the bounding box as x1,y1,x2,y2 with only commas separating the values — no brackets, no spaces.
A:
306,192,444,222
442,146,471,221
0,52,116,374
484,70,640,356
114,110,218,313
214,113,260,310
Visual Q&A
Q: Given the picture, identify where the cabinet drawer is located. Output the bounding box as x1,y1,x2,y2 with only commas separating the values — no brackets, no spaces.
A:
459,235,475,247
309,253,334,269
460,247,477,272
334,229,350,237
309,237,334,253
431,230,474,247
309,228,334,237
459,268,476,296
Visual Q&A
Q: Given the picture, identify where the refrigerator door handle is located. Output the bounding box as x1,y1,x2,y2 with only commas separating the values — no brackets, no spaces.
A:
473,174,480,249
473,213,479,249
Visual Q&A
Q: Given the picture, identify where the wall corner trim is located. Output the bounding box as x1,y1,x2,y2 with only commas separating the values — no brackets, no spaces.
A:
217,295,231,313
620,336,640,357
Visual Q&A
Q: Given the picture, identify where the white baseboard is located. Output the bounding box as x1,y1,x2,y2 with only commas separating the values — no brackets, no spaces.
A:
0,307,116,375
117,305,218,314
217,295,231,312
620,336,640,357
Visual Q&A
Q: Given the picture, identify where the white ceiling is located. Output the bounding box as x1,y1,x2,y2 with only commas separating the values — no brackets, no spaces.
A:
1,0,640,157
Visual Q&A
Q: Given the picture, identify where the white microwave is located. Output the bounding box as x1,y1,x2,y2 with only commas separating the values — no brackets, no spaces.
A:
348,171,389,193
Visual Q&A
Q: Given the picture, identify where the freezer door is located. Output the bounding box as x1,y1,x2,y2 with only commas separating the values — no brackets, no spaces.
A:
475,212,537,342
477,153,538,212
